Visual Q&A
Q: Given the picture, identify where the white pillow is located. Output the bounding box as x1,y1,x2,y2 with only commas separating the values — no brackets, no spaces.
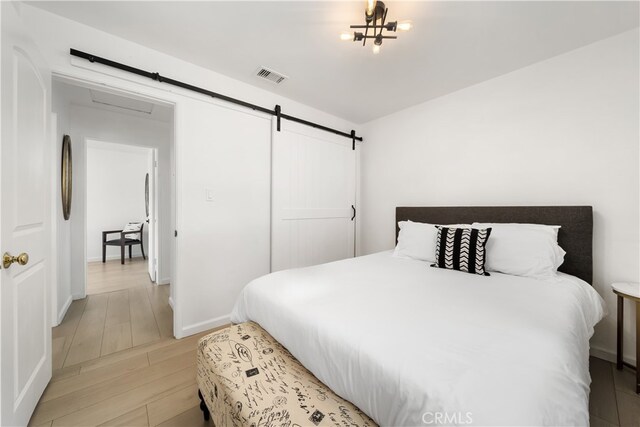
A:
475,222,561,238
123,222,142,240
471,223,565,279
394,221,471,263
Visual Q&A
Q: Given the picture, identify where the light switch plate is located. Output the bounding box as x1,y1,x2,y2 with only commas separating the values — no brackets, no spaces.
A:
205,189,214,202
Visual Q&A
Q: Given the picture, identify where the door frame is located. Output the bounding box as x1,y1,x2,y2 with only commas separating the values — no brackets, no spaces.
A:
49,72,177,331
83,138,155,274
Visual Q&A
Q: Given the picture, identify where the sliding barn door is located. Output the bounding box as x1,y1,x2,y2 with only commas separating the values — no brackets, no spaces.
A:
271,120,356,272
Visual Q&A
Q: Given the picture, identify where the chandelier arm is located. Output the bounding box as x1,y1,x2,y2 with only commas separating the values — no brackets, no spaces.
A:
363,22,369,46
380,8,388,37
359,35,397,39
363,8,372,47
350,25,390,29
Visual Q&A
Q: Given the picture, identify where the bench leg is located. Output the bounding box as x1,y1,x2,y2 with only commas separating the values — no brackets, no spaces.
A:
617,295,624,370
198,389,210,421
636,301,640,393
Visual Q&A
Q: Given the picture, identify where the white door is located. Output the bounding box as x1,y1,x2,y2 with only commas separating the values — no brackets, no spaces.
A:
271,120,356,272
1,3,52,426
176,101,271,336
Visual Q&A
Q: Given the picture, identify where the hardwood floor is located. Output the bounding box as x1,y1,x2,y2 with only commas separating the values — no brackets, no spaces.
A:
590,357,640,426
34,261,227,427
32,323,224,426
87,258,153,295
32,258,640,426
53,284,173,369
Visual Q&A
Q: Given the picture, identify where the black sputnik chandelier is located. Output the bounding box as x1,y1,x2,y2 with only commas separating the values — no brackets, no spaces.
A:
341,0,412,54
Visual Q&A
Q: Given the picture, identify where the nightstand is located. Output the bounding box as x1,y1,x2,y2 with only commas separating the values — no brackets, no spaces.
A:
612,282,640,393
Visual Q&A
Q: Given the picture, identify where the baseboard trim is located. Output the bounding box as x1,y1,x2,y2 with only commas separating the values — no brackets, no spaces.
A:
168,296,174,310
590,346,616,363
590,344,637,366
72,293,86,300
157,277,171,285
87,254,145,263
180,314,230,338
56,295,73,326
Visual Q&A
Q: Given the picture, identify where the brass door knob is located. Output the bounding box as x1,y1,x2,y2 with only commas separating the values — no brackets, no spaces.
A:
2,252,29,269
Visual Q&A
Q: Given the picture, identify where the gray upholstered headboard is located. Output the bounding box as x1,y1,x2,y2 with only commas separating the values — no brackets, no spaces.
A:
395,206,593,284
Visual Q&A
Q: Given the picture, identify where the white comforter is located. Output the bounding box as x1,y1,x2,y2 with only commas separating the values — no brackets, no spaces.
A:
231,251,604,426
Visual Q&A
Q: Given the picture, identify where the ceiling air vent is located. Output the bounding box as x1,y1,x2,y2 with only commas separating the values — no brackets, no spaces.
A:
255,67,288,84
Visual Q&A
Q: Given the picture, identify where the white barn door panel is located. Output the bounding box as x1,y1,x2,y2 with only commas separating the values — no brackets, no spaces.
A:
176,101,271,336
272,121,356,272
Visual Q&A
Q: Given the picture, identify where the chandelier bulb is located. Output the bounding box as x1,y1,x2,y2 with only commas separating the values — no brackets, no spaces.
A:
366,0,376,18
397,21,413,31
340,32,352,41
372,45,381,55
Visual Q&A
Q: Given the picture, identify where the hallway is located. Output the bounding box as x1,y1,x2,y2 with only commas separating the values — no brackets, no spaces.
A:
87,257,153,295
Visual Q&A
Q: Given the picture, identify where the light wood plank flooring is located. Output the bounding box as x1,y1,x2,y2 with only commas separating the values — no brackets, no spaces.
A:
35,267,228,427
590,357,640,426
87,257,153,295
53,284,174,370
32,319,225,426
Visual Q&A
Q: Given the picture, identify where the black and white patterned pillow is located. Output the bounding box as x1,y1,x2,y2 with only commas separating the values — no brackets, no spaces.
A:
432,227,492,275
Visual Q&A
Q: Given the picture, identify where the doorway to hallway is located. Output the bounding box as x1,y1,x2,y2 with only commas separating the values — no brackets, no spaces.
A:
51,77,176,367
85,140,154,295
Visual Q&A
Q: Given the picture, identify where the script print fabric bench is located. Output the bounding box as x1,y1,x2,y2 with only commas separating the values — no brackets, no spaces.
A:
196,322,376,427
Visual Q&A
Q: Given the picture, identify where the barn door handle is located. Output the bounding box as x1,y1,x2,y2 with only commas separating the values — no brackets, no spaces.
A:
351,205,356,221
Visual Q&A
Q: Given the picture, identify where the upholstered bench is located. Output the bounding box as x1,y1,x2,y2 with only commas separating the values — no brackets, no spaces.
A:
197,322,376,426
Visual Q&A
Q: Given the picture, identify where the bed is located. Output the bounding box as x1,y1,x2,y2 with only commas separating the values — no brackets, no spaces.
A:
231,206,605,426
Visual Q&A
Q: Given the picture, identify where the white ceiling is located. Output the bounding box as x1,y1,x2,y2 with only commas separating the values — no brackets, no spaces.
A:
33,1,639,123
53,79,174,122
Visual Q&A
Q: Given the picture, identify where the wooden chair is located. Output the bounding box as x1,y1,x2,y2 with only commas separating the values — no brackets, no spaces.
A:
102,222,146,265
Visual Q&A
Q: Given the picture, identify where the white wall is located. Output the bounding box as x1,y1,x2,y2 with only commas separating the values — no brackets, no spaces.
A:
86,141,150,262
360,29,639,363
51,89,72,325
21,4,358,337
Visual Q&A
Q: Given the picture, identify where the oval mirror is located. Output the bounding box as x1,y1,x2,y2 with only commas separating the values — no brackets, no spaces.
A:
61,135,72,220
145,172,150,219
